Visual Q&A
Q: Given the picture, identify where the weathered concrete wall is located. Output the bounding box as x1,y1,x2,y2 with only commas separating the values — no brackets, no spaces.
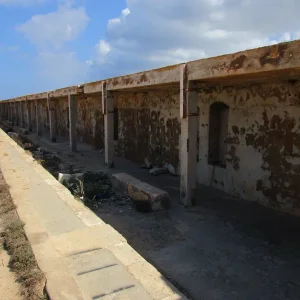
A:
40,99,48,134
197,81,300,212
114,90,181,170
76,94,104,149
56,97,69,138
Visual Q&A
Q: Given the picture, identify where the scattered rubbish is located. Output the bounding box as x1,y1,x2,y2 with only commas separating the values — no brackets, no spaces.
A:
149,167,168,176
58,163,72,173
19,128,28,135
23,142,32,150
37,147,48,153
61,171,132,209
58,173,84,184
8,132,38,151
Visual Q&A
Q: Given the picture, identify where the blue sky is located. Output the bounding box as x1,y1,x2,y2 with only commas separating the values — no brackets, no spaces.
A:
0,0,299,99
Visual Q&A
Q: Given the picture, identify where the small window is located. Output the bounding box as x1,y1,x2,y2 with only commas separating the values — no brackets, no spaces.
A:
208,102,229,168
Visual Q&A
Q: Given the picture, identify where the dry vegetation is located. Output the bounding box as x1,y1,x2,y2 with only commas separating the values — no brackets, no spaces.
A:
0,172,47,300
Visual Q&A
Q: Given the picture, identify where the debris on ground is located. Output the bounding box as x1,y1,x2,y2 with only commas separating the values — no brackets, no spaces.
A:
141,157,153,169
58,172,84,184
8,132,38,151
20,128,29,135
61,171,132,209
32,150,61,176
0,119,12,133
167,164,176,175
149,167,168,176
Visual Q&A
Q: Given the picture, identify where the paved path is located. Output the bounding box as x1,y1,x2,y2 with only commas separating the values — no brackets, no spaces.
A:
0,129,186,300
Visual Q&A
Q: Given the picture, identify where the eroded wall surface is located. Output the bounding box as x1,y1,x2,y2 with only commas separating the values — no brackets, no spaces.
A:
56,97,69,138
77,95,104,149
197,81,300,212
114,90,181,170
40,99,48,134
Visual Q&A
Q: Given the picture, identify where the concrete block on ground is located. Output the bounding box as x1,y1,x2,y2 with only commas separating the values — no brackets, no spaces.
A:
112,173,170,212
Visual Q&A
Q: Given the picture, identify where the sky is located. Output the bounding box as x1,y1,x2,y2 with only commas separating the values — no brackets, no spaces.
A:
0,0,300,99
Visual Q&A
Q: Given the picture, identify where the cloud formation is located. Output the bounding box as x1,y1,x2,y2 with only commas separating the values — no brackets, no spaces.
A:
17,2,89,48
89,0,300,80
17,1,90,90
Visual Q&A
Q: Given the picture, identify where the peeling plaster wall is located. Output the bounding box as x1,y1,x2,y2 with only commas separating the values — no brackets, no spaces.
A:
39,99,48,134
76,95,104,149
114,90,181,170
56,97,69,138
197,81,300,213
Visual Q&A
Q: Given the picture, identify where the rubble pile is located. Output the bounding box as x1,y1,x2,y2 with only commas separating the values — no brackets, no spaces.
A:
141,157,177,176
8,132,38,151
61,171,132,209
32,148,62,176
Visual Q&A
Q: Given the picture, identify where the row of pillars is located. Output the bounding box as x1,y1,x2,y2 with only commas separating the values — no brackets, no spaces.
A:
0,70,197,207
0,85,115,169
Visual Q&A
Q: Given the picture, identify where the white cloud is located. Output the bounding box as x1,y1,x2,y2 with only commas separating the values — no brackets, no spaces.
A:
95,40,111,64
17,1,90,91
17,2,89,48
89,0,300,81
37,51,89,88
108,18,121,29
122,8,130,17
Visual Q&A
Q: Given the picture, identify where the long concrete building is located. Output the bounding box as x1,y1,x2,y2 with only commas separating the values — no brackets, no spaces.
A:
1,40,300,214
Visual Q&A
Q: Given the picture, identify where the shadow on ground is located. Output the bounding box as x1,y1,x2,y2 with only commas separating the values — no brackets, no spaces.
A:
3,126,300,300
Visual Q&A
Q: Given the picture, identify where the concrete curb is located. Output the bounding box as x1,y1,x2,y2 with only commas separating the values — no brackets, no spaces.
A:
112,173,170,211
0,129,188,300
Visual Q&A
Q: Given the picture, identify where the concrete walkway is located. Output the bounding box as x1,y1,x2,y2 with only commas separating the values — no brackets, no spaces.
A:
0,129,186,300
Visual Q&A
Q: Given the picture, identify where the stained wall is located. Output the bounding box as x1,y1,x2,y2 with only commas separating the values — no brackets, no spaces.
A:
197,81,300,212
114,90,181,170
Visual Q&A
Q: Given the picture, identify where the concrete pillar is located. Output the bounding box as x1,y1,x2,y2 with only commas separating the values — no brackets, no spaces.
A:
12,102,15,124
180,64,198,206
8,103,12,123
36,99,41,136
47,94,56,142
13,101,17,125
6,103,8,120
68,94,77,152
26,101,32,131
20,101,24,128
102,82,115,168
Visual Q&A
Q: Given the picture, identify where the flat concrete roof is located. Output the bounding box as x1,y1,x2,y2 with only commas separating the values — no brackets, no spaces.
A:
2,40,300,102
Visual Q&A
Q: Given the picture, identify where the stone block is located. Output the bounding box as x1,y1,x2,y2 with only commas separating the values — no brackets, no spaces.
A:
112,173,170,212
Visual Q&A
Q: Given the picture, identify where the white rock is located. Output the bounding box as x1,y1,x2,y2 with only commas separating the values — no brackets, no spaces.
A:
58,173,84,183
167,164,176,175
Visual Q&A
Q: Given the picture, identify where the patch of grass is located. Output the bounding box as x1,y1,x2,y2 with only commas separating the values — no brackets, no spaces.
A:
0,177,48,300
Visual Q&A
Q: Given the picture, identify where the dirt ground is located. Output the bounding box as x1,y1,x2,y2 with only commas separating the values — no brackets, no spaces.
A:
0,169,47,300
3,127,300,300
